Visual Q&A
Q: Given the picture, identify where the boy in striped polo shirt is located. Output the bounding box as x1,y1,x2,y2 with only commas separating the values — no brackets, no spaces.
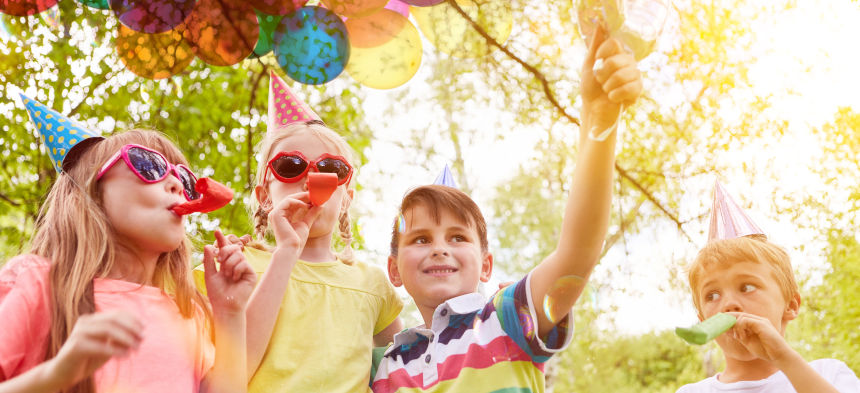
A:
372,26,642,393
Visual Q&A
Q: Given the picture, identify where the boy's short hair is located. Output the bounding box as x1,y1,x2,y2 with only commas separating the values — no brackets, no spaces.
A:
688,236,800,315
390,185,488,256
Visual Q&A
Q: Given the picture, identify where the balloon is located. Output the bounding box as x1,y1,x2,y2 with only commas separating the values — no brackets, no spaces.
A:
110,0,195,33
184,0,259,66
273,6,349,85
249,0,306,16
76,0,109,10
384,0,408,18
320,0,386,18
248,11,282,59
345,9,421,89
115,24,195,79
0,0,57,16
411,0,512,58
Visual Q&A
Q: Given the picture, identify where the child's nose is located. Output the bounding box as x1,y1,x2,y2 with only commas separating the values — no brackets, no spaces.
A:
165,172,185,197
720,294,743,313
431,245,449,257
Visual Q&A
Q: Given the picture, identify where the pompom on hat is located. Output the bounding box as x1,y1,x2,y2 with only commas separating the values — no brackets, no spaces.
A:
267,70,323,133
707,180,766,242
19,94,104,173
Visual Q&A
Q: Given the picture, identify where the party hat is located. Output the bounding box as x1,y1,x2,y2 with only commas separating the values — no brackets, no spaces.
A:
268,70,322,132
707,180,765,242
19,94,104,173
433,164,458,188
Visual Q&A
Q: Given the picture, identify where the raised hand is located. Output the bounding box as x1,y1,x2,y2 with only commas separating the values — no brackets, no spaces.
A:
203,230,256,315
47,311,142,388
267,191,323,254
726,312,796,364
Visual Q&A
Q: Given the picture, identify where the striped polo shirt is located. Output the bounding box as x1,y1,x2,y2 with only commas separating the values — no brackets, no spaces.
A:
372,273,572,393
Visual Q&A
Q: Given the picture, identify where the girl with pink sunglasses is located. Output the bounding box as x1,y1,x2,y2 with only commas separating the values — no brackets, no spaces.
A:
1,97,255,393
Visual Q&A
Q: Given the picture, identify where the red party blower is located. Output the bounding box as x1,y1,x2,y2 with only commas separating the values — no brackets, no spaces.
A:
171,178,234,215
308,172,339,206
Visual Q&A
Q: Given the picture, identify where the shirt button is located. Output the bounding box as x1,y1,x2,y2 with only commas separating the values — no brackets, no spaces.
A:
425,354,431,363
440,309,448,317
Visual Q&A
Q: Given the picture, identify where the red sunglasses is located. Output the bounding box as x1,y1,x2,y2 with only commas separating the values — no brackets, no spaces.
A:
96,144,200,201
264,151,353,186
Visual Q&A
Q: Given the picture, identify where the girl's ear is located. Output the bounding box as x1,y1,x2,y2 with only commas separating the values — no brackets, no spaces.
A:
255,184,270,208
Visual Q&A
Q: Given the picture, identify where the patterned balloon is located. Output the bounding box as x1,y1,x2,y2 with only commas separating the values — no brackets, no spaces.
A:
0,0,57,16
273,6,349,85
110,0,195,33
183,0,259,66
115,24,195,79
249,0,307,16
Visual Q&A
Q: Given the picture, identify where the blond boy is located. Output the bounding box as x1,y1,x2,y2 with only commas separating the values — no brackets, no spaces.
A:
677,236,860,392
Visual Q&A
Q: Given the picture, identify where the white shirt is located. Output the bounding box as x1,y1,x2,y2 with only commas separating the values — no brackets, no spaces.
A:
677,359,860,392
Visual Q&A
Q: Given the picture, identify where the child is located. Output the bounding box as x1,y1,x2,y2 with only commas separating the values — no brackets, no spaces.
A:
0,95,255,393
373,26,642,392
676,182,860,392
231,72,404,393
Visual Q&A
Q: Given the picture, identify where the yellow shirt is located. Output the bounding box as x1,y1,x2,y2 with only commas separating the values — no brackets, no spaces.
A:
195,247,403,393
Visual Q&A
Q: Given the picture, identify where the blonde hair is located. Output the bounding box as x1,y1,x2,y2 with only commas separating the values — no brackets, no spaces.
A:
687,236,799,317
251,122,357,264
30,129,211,393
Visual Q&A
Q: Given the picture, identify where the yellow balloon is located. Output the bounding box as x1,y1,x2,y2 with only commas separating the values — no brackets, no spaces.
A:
411,0,511,58
346,9,422,89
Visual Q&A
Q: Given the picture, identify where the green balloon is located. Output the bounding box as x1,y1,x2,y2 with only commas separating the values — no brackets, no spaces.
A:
76,0,110,10
248,11,283,59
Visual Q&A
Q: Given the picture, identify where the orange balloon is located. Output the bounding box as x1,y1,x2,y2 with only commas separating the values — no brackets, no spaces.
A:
183,0,259,66
320,0,387,18
115,24,195,79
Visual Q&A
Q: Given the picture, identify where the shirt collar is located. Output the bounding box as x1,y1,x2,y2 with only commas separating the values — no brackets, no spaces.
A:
386,292,486,355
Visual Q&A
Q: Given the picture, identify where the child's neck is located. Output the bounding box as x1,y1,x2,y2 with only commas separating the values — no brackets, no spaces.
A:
720,356,781,383
107,245,160,285
298,234,337,263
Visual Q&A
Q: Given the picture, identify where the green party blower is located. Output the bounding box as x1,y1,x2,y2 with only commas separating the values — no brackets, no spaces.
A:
675,313,737,345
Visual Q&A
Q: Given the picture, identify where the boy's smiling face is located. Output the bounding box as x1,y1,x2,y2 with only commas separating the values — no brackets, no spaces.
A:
388,203,493,315
696,261,800,361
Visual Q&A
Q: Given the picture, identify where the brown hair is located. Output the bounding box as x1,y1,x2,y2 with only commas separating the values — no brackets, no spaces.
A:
390,185,488,256
30,129,210,393
250,122,357,263
687,236,799,317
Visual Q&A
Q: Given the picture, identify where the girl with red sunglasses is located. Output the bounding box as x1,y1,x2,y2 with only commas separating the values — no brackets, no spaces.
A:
206,74,403,393
1,123,254,393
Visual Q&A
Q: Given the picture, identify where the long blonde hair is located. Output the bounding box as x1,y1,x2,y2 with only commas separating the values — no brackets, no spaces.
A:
251,122,357,264
30,129,211,393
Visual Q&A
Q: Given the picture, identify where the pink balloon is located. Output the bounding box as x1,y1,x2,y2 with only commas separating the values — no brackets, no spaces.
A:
384,0,408,17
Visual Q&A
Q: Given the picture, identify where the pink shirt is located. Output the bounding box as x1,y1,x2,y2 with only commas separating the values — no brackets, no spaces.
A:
0,254,214,392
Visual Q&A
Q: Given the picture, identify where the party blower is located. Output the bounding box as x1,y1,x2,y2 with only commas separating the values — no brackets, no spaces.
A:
171,178,234,215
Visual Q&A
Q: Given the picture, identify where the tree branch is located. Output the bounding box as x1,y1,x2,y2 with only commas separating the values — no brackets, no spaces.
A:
0,192,20,207
445,0,580,126
615,162,694,243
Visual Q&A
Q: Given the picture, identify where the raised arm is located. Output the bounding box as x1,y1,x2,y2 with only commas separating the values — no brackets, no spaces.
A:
530,26,643,337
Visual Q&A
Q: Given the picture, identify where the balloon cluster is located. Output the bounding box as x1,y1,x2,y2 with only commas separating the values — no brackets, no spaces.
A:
1,0,512,89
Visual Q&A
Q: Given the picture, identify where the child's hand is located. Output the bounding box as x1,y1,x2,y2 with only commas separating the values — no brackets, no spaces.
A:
47,311,142,388
725,312,797,365
213,233,251,249
268,191,323,253
580,25,642,135
203,230,257,315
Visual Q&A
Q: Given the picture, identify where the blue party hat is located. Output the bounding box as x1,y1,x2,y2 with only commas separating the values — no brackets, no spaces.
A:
19,94,104,173
433,164,458,188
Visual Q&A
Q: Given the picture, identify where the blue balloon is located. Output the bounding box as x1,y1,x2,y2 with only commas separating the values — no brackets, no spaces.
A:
273,6,349,85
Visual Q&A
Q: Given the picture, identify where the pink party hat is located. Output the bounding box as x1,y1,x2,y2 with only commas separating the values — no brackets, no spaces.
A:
708,180,765,242
268,70,322,132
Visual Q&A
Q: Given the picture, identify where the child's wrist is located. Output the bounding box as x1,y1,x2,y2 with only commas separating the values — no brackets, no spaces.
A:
772,346,804,370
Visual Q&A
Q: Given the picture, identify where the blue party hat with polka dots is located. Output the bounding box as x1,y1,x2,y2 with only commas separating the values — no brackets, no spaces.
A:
19,94,104,173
